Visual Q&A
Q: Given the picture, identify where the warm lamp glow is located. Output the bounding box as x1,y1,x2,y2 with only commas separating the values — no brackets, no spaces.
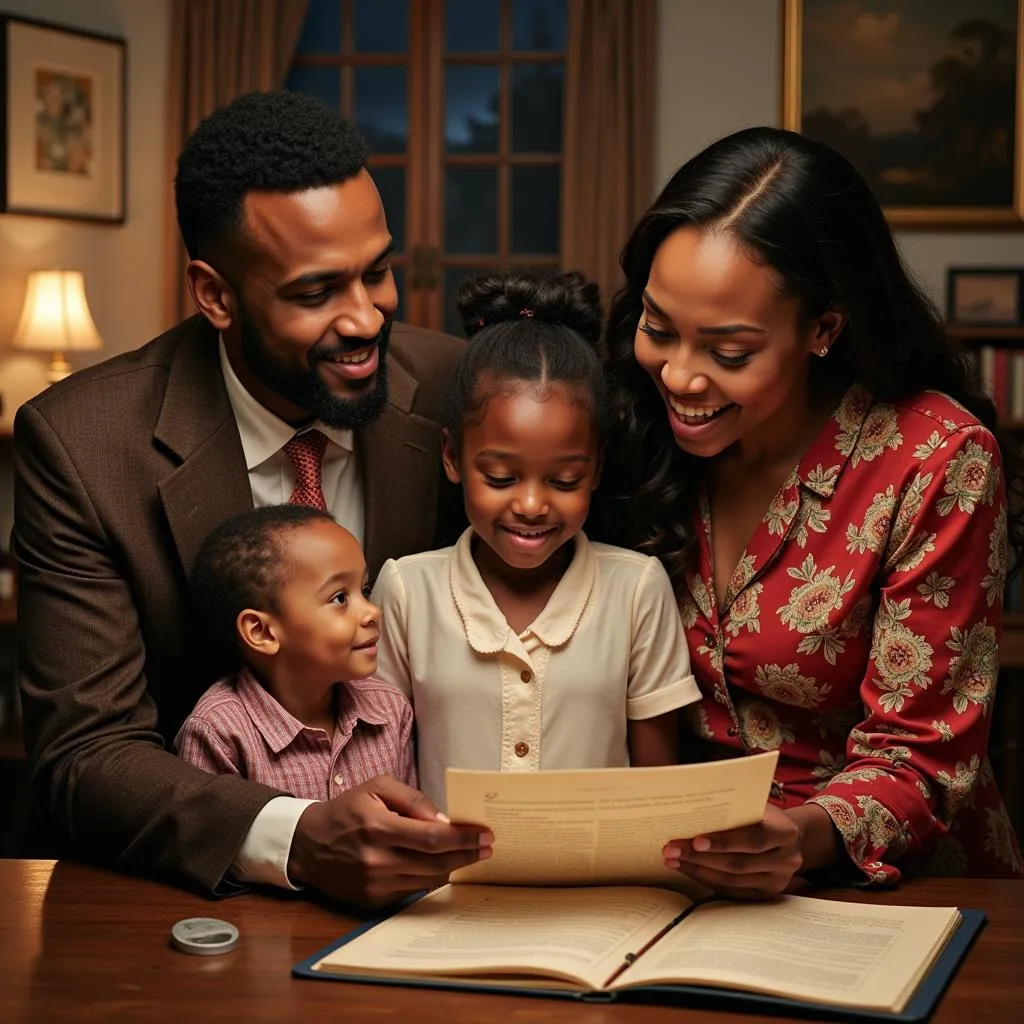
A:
12,270,103,383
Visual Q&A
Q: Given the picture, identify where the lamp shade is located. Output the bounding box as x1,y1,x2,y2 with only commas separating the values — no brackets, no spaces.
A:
12,270,103,382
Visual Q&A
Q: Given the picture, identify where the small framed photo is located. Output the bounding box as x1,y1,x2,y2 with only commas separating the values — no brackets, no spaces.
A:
946,268,1024,328
1,15,126,223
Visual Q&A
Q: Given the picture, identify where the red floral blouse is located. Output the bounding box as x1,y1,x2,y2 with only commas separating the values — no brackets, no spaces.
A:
681,385,1023,883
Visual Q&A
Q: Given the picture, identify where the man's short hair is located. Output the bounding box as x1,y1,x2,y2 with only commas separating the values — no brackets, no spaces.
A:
175,90,370,261
190,504,336,665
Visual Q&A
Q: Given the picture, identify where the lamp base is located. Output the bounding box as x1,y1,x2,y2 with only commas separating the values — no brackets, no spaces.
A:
47,352,72,383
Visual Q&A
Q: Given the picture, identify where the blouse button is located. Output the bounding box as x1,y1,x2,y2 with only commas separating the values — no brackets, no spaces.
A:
514,742,529,758
333,774,344,785
520,669,532,683
704,633,715,647
727,727,738,738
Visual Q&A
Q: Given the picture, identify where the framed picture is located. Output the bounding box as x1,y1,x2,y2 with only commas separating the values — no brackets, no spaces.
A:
947,268,1024,326
782,1,1023,228
1,15,126,223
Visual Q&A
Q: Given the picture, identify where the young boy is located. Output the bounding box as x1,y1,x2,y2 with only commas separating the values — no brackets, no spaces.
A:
175,505,415,800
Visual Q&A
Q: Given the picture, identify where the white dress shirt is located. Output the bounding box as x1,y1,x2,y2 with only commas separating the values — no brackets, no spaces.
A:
217,340,366,889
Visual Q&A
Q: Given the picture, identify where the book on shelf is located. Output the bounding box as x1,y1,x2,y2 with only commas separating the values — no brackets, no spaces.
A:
966,344,1024,421
293,754,983,1020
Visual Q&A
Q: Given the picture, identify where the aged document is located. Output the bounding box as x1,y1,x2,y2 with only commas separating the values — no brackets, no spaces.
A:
447,751,778,888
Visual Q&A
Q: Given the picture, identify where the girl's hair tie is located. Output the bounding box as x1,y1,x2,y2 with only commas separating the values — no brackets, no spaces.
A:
470,316,486,328
519,308,534,318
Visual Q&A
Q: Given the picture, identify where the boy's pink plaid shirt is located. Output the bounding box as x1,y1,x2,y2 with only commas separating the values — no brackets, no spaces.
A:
175,665,416,800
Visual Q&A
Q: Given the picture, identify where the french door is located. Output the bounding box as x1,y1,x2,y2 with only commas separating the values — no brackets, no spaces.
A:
287,0,566,333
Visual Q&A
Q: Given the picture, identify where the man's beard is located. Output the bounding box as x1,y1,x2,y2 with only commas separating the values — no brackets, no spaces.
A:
239,304,391,430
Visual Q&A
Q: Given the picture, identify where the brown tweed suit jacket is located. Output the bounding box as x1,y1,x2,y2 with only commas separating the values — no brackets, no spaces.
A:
12,315,464,895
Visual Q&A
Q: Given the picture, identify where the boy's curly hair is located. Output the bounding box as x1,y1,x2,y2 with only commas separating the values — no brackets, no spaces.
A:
190,505,335,667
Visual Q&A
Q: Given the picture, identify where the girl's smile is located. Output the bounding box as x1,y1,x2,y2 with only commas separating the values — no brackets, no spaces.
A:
442,384,601,582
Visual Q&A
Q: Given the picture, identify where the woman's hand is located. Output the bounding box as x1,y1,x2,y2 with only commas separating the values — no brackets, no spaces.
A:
663,803,838,899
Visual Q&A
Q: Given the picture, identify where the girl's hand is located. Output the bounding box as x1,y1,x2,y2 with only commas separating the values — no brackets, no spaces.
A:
662,803,806,899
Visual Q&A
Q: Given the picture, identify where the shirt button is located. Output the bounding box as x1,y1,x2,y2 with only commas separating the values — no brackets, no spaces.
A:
704,633,714,647
727,727,738,737
514,742,529,758
520,669,532,683
333,774,344,785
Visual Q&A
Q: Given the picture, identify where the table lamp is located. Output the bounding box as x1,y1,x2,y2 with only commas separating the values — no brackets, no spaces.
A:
11,270,104,383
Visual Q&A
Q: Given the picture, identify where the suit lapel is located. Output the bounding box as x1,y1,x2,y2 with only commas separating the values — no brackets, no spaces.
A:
361,353,442,579
154,318,253,576
150,320,444,581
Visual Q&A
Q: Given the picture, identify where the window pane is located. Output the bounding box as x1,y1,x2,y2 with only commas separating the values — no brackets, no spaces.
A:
444,265,499,336
295,0,342,54
285,66,342,110
445,0,499,52
354,0,408,53
513,0,566,51
511,64,563,153
392,265,405,322
445,167,498,254
354,67,407,153
511,166,560,254
445,66,499,154
371,166,405,252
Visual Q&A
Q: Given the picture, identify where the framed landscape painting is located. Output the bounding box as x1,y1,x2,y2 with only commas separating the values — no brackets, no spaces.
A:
782,0,1023,227
1,15,126,223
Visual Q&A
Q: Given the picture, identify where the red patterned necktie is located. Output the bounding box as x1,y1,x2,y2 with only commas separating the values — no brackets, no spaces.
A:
283,429,329,512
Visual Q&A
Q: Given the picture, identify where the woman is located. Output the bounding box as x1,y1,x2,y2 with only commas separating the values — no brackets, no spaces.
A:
602,126,1024,896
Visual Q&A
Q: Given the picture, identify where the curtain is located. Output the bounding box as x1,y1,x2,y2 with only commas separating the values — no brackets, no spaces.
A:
560,0,655,308
163,0,310,327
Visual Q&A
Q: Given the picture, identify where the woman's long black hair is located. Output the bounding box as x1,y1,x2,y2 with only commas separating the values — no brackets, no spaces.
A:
601,126,1023,585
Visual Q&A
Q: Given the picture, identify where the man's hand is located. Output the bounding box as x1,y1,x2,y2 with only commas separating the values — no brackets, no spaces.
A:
662,803,805,900
287,775,492,907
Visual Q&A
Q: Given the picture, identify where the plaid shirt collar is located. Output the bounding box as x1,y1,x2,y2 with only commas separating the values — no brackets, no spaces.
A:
235,664,392,755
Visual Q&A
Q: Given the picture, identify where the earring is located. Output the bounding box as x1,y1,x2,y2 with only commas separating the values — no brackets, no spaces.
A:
817,345,830,357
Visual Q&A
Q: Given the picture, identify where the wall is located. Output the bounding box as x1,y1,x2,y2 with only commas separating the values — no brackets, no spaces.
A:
0,0,171,429
653,0,1024,311
0,0,169,543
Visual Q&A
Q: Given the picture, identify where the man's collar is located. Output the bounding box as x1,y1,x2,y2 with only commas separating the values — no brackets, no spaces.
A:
218,338,354,471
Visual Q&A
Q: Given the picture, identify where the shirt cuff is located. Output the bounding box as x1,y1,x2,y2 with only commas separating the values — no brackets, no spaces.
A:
232,796,316,890
627,675,701,720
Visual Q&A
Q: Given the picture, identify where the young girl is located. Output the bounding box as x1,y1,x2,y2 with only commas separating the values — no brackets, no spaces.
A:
372,271,699,809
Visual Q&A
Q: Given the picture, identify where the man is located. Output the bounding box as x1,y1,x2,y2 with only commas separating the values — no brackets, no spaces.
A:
13,91,488,906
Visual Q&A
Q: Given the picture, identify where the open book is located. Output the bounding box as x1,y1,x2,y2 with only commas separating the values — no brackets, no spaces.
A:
296,883,978,1019
293,755,982,1019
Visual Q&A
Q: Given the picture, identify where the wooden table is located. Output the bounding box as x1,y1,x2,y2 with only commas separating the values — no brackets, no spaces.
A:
2,860,1022,1023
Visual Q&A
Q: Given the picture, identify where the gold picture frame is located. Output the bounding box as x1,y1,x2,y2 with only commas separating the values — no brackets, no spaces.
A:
1,15,126,223
781,0,1023,228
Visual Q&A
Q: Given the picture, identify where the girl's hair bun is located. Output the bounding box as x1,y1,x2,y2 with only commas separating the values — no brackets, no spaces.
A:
456,270,602,344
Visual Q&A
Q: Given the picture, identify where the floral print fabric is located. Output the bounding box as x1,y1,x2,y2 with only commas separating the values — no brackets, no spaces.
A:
681,386,1023,883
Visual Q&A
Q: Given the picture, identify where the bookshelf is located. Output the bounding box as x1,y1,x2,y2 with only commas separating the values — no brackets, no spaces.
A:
949,325,1024,831
950,326,1024,428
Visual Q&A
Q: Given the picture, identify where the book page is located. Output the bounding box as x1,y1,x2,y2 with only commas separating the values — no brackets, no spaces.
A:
447,751,777,890
612,894,961,1013
312,883,691,991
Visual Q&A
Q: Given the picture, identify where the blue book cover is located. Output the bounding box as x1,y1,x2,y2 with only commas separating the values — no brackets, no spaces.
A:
292,889,985,1023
